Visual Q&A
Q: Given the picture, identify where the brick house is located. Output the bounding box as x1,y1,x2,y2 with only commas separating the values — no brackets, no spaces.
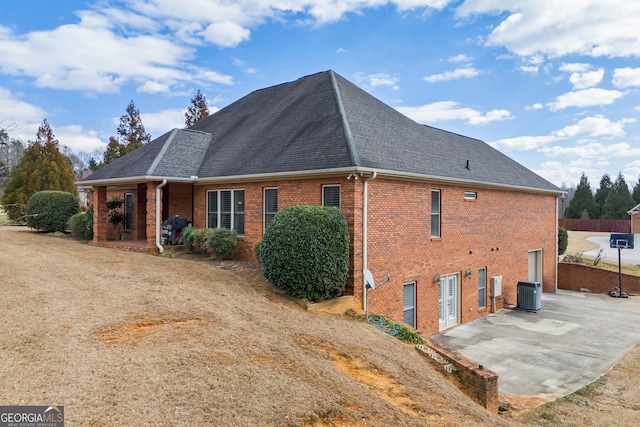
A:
80,70,562,335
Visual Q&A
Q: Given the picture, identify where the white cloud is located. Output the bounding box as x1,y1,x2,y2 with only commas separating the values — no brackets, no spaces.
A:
612,67,640,88
559,62,592,73
140,109,188,135
55,125,106,153
568,69,604,89
456,1,640,58
202,21,251,47
547,88,624,111
553,115,633,139
423,67,479,82
137,80,171,94
397,101,513,126
0,87,47,126
540,142,640,160
446,54,471,63
354,72,400,89
525,103,543,110
490,115,634,152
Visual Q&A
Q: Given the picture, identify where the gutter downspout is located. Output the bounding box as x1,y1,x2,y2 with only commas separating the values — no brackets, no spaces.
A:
362,171,377,310
155,179,167,253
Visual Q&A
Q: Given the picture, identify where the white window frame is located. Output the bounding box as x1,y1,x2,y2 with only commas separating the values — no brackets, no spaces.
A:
464,191,477,200
264,187,278,231
431,189,441,238
322,184,341,208
207,189,245,236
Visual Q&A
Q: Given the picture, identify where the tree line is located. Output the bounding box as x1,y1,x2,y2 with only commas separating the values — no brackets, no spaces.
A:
563,172,640,220
0,90,211,222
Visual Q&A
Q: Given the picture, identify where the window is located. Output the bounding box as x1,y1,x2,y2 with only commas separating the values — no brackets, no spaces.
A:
431,190,440,238
264,188,278,230
124,193,133,231
478,267,487,309
403,282,416,328
322,185,341,208
207,189,245,235
464,191,477,200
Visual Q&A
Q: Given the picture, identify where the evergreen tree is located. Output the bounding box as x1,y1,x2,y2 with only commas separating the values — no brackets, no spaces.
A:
632,175,640,205
102,100,151,165
565,172,597,219
1,119,77,221
185,90,210,127
594,173,612,219
601,172,634,219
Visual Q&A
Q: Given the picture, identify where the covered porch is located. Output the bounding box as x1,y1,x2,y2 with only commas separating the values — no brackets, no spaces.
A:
90,180,195,252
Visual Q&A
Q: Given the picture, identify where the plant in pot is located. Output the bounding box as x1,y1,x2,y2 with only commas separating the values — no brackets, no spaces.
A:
106,197,125,240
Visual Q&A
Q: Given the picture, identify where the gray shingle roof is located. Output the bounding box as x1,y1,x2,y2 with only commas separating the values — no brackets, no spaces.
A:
81,70,560,193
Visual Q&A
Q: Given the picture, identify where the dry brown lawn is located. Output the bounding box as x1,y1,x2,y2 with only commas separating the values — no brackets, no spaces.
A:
3,227,639,426
0,226,512,426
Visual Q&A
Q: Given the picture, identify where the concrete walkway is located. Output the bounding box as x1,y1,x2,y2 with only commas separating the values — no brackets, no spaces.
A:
433,290,640,399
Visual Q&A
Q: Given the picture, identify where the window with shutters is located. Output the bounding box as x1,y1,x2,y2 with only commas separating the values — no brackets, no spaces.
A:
322,185,341,208
478,267,487,309
207,189,245,236
431,190,441,238
124,193,133,231
403,282,416,328
264,188,278,230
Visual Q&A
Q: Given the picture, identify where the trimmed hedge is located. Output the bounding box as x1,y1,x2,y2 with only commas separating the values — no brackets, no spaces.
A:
205,228,238,260
69,212,93,240
25,190,79,233
256,205,350,302
558,227,568,255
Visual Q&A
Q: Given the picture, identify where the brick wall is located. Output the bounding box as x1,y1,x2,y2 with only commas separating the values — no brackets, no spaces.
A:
363,179,558,336
193,178,358,266
416,340,499,413
559,262,640,294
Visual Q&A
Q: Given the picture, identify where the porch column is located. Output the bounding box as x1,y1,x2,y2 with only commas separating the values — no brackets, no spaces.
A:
92,186,108,242
145,182,162,249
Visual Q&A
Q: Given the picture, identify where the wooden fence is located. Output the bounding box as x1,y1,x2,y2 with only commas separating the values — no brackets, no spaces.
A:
559,218,631,233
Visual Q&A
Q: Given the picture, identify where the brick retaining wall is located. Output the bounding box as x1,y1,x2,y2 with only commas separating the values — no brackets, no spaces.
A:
416,340,498,413
558,262,640,294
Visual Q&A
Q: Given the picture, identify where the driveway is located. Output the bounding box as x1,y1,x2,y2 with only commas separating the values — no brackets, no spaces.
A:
583,233,640,266
433,290,640,399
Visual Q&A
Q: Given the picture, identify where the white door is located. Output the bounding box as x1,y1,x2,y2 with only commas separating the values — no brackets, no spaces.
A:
528,250,543,282
439,273,459,330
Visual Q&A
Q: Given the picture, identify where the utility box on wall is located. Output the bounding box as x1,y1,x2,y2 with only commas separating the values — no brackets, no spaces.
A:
517,281,541,312
490,276,502,297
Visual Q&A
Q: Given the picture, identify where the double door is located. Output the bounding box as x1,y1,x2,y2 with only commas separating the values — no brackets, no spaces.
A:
439,273,459,330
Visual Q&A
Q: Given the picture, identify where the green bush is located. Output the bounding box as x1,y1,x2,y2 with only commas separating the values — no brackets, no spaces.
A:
69,212,93,240
558,227,568,255
205,228,238,260
257,205,350,302
25,190,79,233
178,227,215,254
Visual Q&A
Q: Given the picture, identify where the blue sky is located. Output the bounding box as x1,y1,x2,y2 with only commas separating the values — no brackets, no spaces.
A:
1,0,639,188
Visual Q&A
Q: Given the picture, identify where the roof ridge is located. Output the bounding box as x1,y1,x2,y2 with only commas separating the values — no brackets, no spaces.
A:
329,70,360,167
147,128,178,175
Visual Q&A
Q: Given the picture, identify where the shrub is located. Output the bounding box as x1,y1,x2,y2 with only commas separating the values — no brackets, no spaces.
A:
205,228,238,260
558,227,568,255
106,197,125,239
257,205,350,302
25,190,79,233
178,227,215,254
69,212,93,240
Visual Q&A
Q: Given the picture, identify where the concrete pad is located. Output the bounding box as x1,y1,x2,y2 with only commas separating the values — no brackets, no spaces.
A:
432,290,640,399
